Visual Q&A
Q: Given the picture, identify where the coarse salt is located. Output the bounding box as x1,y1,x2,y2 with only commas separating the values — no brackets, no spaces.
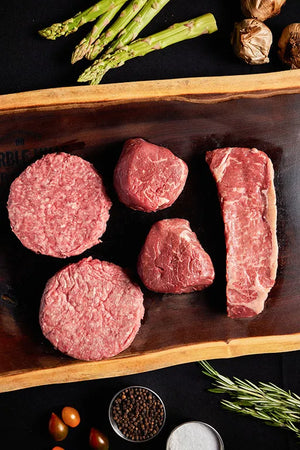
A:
166,421,223,450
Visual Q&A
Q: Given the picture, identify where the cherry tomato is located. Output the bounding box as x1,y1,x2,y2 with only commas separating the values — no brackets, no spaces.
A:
89,427,109,449
49,412,68,441
61,406,81,428
52,447,64,450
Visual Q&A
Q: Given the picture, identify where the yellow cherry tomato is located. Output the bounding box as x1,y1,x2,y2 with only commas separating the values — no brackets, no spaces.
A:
62,406,81,428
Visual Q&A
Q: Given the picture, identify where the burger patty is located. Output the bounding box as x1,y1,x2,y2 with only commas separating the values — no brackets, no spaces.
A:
7,152,112,258
39,257,144,361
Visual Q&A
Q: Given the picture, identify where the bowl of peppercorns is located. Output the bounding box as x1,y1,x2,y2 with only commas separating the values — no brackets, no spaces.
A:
108,385,166,442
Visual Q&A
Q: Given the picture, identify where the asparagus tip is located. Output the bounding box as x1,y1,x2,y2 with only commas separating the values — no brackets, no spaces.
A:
38,28,56,40
71,47,85,64
77,73,89,83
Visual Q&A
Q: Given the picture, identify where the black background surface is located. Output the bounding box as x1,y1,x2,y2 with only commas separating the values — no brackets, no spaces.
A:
0,1,300,449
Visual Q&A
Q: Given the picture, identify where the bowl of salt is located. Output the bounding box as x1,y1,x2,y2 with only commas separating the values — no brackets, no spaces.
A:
166,421,224,450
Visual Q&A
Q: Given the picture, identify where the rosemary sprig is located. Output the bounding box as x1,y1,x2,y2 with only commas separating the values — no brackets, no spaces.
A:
199,360,300,439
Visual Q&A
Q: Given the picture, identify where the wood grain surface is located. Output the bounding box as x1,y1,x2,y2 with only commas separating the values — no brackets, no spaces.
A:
0,72,299,393
0,70,299,112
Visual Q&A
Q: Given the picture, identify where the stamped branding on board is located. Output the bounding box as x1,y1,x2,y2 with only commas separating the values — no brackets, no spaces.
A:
0,134,85,188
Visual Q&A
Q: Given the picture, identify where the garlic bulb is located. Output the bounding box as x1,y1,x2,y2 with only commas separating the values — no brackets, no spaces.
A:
241,0,287,22
231,19,273,65
278,23,300,69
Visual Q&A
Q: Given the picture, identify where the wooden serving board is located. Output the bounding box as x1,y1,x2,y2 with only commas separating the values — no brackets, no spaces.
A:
0,71,299,393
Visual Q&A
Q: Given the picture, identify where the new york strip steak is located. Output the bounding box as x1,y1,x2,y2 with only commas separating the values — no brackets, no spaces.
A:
206,147,278,318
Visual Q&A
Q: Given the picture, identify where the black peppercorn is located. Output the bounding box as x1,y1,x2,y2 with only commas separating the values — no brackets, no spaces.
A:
109,386,165,442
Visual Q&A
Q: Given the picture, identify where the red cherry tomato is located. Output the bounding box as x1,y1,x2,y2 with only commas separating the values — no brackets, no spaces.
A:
61,406,81,428
89,427,109,449
49,412,68,441
52,447,65,450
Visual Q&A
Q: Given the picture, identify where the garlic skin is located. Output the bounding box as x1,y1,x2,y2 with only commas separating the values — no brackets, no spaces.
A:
241,0,287,22
231,19,273,65
278,23,300,69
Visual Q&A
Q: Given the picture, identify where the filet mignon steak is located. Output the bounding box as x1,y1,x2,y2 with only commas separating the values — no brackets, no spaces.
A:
7,152,112,258
206,147,278,318
113,138,188,212
39,257,144,361
137,218,215,294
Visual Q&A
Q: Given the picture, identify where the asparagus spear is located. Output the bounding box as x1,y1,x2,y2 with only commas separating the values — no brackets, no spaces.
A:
78,13,218,85
86,0,149,60
105,0,171,56
71,0,127,64
39,0,127,40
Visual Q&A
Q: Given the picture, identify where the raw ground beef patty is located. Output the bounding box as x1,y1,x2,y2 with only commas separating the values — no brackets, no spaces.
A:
39,257,144,361
137,218,215,294
7,152,112,258
206,147,278,318
113,138,188,212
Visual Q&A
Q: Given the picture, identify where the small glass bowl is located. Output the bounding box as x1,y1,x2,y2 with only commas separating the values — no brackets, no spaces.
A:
166,421,224,450
108,385,166,443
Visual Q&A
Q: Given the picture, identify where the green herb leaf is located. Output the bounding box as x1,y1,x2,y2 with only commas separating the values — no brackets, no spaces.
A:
199,360,300,438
